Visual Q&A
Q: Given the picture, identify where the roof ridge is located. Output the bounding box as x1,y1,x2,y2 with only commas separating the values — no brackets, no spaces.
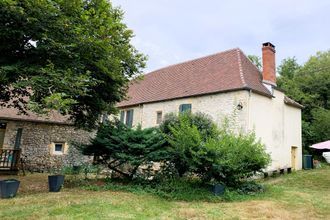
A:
238,49,262,74
237,49,271,93
145,47,240,76
236,49,247,87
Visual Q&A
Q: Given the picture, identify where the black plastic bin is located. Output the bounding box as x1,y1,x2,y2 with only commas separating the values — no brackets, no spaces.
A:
0,179,20,198
48,175,65,192
210,184,225,196
303,155,313,170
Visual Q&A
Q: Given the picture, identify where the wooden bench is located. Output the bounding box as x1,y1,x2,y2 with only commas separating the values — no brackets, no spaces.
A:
263,167,292,178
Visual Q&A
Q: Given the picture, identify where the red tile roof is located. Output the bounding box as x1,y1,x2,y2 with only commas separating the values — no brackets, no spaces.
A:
118,48,272,107
284,96,304,109
0,107,71,125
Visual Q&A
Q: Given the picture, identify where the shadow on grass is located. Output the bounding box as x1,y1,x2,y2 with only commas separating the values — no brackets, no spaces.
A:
64,176,278,203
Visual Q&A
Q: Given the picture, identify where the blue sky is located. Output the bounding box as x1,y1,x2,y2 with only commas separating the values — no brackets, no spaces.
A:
112,0,330,72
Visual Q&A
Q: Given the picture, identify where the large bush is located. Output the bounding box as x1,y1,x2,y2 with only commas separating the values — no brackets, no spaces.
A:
79,120,167,179
160,113,219,176
162,112,270,186
203,130,271,186
80,112,270,187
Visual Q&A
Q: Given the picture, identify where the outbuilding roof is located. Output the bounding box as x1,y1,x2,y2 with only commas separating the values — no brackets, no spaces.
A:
118,48,272,107
0,107,71,125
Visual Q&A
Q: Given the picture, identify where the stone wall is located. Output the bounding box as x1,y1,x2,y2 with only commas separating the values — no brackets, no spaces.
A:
119,90,249,131
2,120,94,172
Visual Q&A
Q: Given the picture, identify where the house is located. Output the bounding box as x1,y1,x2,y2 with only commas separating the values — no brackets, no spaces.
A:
0,107,92,172
117,42,303,171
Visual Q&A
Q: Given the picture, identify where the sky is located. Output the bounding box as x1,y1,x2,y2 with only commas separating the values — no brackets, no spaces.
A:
111,0,330,72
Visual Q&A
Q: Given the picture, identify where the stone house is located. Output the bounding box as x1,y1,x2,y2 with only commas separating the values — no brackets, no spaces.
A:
0,108,92,172
117,42,303,171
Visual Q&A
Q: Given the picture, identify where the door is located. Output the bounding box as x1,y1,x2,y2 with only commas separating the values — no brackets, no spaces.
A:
291,146,297,170
0,122,6,148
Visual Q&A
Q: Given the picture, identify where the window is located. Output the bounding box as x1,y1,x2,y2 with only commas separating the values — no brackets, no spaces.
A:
52,143,66,155
120,111,125,123
156,111,162,124
55,143,63,152
179,104,192,113
120,109,134,127
125,109,134,127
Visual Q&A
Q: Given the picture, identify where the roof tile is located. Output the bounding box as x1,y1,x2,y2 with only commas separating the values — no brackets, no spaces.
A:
118,48,271,107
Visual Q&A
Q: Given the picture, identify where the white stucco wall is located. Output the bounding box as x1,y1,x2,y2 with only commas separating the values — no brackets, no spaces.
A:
284,104,302,170
247,89,302,170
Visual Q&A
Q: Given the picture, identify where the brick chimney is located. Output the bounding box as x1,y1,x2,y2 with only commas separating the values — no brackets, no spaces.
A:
262,42,276,86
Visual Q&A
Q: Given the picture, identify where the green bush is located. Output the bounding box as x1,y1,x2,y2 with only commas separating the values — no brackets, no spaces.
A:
162,112,270,186
79,112,270,188
78,120,167,179
203,130,271,186
160,112,218,140
160,113,219,177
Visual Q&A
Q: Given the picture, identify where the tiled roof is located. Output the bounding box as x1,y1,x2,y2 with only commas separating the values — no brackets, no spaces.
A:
284,96,304,109
118,48,272,107
0,107,71,124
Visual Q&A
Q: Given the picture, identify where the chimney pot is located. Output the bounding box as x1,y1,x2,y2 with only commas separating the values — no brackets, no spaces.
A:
262,42,276,86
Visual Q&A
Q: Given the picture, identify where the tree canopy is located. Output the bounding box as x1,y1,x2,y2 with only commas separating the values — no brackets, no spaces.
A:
0,0,146,128
247,55,262,71
277,52,330,148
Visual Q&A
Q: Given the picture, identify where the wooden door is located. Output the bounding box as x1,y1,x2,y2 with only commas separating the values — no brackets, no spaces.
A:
291,146,297,170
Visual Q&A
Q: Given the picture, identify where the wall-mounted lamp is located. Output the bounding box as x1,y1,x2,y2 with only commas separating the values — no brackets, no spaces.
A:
237,102,243,110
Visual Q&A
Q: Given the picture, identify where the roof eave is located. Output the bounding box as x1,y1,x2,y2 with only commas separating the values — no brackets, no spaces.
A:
117,87,273,108
0,116,73,125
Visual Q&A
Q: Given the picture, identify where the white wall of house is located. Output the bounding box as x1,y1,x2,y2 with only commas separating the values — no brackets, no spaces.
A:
247,89,302,170
119,89,302,171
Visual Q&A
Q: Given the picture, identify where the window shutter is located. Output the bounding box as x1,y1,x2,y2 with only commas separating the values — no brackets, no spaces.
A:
14,128,23,149
156,111,162,124
126,109,134,127
179,104,184,112
120,111,125,123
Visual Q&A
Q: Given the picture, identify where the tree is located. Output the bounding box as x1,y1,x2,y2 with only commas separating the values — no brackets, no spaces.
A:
277,51,330,148
0,0,146,128
247,55,262,70
277,57,300,87
310,108,330,144
79,120,167,179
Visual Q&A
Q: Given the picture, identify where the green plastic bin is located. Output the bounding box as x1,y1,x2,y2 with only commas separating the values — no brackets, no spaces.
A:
303,155,313,169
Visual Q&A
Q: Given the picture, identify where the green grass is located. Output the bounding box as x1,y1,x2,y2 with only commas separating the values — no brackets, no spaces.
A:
1,165,330,219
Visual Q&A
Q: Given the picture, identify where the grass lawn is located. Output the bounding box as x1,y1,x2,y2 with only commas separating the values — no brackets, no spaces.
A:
0,165,330,220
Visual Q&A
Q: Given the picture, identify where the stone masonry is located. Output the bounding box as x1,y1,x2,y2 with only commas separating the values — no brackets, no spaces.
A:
2,120,94,172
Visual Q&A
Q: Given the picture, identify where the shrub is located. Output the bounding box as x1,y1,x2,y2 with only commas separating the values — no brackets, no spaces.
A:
78,120,167,179
203,129,271,186
160,112,218,140
160,113,219,177
162,112,270,186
